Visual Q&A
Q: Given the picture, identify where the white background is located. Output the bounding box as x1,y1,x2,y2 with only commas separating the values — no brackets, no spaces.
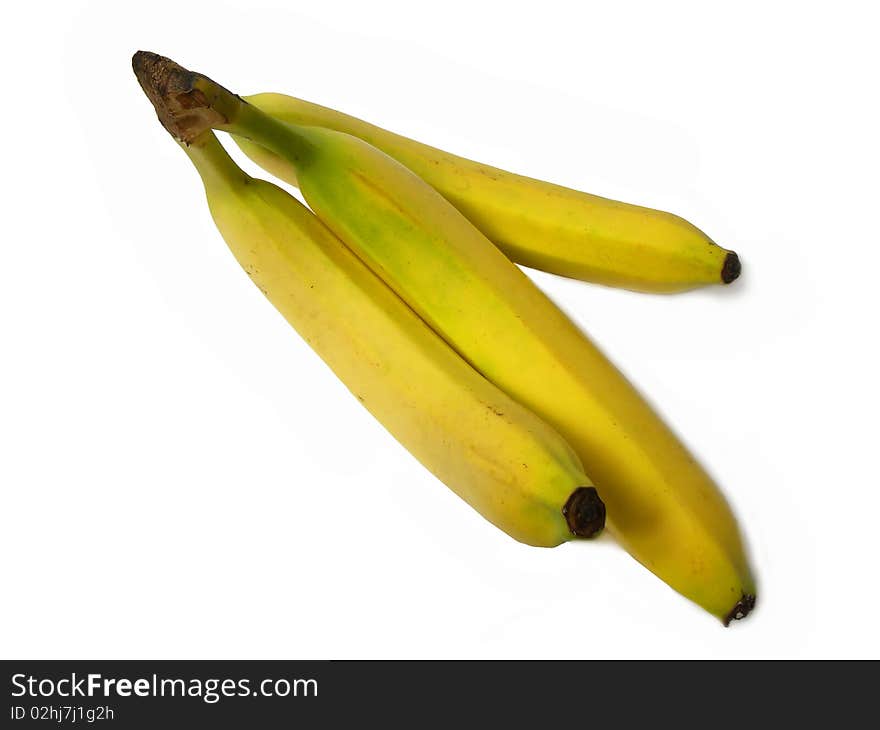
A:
1,0,877,659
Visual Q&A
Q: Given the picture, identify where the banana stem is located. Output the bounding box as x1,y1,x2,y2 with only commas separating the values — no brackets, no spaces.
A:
132,51,313,165
231,100,317,165
180,131,250,192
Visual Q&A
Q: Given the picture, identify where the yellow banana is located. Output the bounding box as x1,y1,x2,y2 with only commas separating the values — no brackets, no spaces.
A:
134,53,755,623
232,92,740,293
133,86,606,546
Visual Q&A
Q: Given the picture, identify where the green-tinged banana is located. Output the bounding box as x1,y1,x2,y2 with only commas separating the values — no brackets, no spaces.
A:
133,52,755,624
134,119,605,546
231,93,739,293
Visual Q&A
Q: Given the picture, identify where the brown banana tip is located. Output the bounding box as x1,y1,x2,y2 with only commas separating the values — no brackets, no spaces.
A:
721,251,742,284
722,593,756,626
563,486,606,538
131,50,227,143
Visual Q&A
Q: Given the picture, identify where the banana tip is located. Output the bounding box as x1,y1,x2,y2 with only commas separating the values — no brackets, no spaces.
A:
563,486,606,538
721,251,742,284
723,593,756,626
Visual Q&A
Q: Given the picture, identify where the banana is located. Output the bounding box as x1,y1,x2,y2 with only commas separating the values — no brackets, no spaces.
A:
133,96,606,546
232,92,740,293
134,53,755,623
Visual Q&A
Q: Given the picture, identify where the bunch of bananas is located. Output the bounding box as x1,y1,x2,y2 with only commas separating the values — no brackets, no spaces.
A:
133,51,755,625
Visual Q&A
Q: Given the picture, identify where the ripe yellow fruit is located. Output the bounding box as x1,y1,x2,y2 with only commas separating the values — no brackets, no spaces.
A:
141,119,605,546
234,92,740,293
134,52,755,623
